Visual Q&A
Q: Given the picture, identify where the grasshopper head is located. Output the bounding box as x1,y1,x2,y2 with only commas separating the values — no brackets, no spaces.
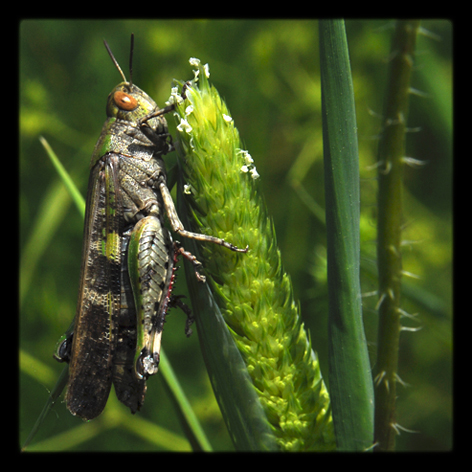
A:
103,36,170,151
104,36,160,124
106,81,158,123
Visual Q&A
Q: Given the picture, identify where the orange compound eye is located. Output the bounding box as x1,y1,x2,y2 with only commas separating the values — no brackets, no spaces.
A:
113,90,138,111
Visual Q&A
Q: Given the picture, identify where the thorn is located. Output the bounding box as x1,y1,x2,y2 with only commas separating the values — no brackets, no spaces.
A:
394,373,410,388
360,133,382,142
362,290,379,299
385,114,404,127
372,21,395,34
374,370,389,391
375,292,387,311
418,26,442,42
387,244,400,257
391,422,419,435
409,87,429,98
384,48,400,64
402,156,428,168
400,325,423,333
367,107,384,120
379,160,392,175
398,307,419,320
405,126,422,133
401,239,424,247
363,442,378,452
404,53,415,68
365,160,382,171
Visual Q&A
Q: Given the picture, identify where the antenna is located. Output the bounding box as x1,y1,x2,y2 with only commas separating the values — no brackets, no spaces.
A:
103,39,128,84
129,33,134,87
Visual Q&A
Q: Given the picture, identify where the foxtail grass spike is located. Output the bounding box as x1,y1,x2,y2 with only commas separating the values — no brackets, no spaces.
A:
172,58,335,451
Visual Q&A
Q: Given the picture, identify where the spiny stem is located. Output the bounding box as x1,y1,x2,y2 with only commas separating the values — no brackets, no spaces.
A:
374,19,420,451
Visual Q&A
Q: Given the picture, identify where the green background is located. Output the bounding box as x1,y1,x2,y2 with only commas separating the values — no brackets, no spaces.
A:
20,19,452,451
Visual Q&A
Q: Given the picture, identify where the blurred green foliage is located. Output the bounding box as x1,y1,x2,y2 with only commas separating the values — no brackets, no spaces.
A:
20,19,452,451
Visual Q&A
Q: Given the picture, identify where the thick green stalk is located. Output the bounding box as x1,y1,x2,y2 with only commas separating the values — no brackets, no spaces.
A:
319,20,374,451
173,59,335,451
374,20,420,451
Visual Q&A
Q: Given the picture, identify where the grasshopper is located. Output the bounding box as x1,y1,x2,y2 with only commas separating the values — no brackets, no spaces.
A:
54,35,247,420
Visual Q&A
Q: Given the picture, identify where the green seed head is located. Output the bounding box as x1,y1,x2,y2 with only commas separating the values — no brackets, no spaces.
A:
173,58,335,451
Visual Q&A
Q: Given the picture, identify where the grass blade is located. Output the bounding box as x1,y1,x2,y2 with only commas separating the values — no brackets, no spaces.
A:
39,136,85,217
319,19,374,451
159,351,212,451
21,364,69,450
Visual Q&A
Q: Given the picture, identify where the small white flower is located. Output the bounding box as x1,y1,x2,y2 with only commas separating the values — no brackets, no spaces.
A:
238,149,260,179
244,152,254,164
189,57,201,67
183,184,192,195
204,63,210,78
185,105,194,116
167,86,185,106
222,113,233,123
177,118,192,134
238,149,254,164
250,167,260,179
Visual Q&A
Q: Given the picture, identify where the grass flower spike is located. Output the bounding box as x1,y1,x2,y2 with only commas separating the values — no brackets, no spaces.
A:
172,58,335,451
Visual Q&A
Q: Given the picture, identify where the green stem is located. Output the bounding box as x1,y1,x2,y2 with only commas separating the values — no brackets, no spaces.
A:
319,19,374,451
374,19,420,451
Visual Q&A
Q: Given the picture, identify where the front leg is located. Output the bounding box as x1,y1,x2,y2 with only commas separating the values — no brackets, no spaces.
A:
137,82,192,153
158,180,249,253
